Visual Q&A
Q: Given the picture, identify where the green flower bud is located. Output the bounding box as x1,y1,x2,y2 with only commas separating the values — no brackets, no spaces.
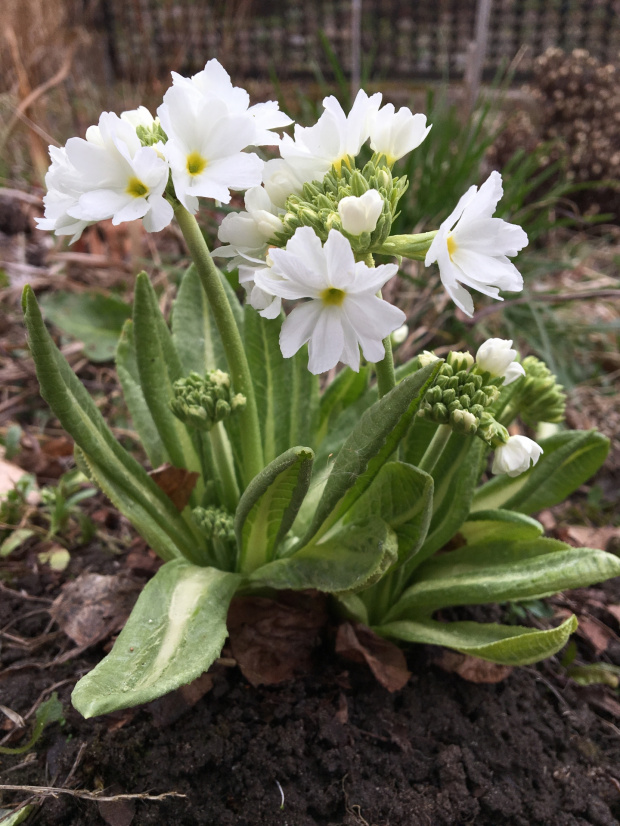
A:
171,370,246,431
447,351,475,372
515,356,566,425
350,171,369,196
192,505,236,567
477,412,509,447
451,408,479,435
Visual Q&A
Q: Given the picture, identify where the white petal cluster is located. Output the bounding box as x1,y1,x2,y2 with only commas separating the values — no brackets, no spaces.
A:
369,104,431,163
254,227,405,374
425,171,528,316
491,435,543,477
36,111,172,242
338,190,384,235
476,338,525,385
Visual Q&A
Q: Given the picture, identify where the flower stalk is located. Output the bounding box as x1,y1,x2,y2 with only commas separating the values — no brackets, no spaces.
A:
173,203,264,485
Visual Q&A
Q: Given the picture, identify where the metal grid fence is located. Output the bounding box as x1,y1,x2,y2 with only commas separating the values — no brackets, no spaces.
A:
98,0,620,83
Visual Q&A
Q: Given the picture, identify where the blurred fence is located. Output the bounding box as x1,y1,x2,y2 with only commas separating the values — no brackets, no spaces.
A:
97,0,620,83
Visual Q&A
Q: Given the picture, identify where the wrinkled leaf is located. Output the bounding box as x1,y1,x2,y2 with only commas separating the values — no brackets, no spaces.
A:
235,446,314,573
472,430,609,514
435,650,513,683
460,509,544,544
72,560,241,717
301,362,440,546
248,518,398,594
317,365,370,445
335,621,410,691
377,615,578,665
40,290,131,362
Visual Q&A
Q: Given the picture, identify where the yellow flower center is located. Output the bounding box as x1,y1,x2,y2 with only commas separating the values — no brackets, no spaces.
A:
447,233,457,260
186,151,207,176
126,177,149,198
320,287,346,306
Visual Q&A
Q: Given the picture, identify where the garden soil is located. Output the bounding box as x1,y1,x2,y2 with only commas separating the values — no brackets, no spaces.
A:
2,544,620,826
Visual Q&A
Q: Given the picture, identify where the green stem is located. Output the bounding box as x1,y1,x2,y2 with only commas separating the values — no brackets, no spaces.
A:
374,335,396,398
418,423,453,474
174,204,264,486
210,421,240,512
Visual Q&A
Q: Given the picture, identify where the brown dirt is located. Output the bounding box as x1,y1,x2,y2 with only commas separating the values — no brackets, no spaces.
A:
2,542,620,826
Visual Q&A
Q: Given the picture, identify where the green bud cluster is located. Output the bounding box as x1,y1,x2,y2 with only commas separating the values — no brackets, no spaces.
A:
477,411,510,447
192,505,236,567
417,361,499,435
170,369,246,431
273,155,408,257
514,356,566,425
136,121,168,147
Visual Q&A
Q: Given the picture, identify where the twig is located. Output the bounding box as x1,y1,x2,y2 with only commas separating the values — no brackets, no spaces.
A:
0,785,186,802
0,582,52,605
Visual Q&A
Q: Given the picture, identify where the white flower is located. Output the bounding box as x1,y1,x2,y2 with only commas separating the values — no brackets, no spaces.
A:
262,158,307,208
338,189,384,235
425,171,528,316
239,262,282,320
476,338,525,384
170,59,292,145
492,435,543,477
279,89,382,183
35,146,92,242
158,87,264,212
120,105,157,130
254,227,404,374
215,186,282,267
37,113,173,240
369,104,431,163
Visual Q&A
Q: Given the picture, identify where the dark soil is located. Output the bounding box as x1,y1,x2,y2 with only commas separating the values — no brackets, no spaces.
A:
2,542,620,826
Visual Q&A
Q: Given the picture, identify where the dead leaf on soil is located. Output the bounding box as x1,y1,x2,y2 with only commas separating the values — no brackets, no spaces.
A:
606,605,620,624
227,591,328,686
98,785,136,826
335,621,411,692
575,616,617,655
49,573,141,647
435,650,513,684
563,525,620,551
148,672,215,727
149,464,200,512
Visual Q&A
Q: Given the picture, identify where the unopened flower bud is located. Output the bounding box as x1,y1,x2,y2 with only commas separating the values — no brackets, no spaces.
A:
475,338,524,385
491,435,543,477
338,190,384,236
447,350,474,371
390,324,408,346
171,370,246,431
451,408,479,434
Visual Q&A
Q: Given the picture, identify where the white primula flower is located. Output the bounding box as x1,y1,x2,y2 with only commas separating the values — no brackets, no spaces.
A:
215,186,282,267
492,434,543,477
476,338,525,385
279,89,382,183
262,158,307,208
338,189,384,235
35,146,92,243
425,171,528,316
255,227,404,374
170,59,292,145
369,104,431,164
158,87,264,212
238,261,282,320
120,105,157,130
63,112,173,233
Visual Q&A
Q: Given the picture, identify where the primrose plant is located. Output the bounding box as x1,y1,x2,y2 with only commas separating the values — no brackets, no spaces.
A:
27,60,617,718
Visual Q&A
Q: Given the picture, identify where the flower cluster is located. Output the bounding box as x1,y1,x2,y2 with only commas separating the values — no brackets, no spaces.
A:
37,59,529,380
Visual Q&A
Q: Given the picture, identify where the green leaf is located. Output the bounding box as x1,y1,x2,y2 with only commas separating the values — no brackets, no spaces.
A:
0,692,63,755
460,510,544,544
414,434,487,567
0,806,35,825
301,362,441,546
248,517,398,594
472,430,609,514
39,290,131,362
133,273,202,490
316,365,370,445
345,461,434,567
116,319,165,468
244,308,293,464
376,615,578,665
72,560,241,717
75,448,201,563
22,286,198,563
388,540,620,620
567,662,620,688
289,345,320,449
0,528,35,557
171,263,229,375
235,446,314,573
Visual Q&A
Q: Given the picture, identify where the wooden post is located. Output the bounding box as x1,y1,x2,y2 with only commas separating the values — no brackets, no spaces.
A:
464,0,493,114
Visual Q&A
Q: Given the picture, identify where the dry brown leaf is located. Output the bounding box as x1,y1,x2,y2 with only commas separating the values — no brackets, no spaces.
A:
148,672,215,727
335,621,411,692
606,605,620,624
49,573,141,647
149,464,200,512
98,786,136,826
435,650,513,684
41,437,74,458
576,616,616,655
565,525,620,550
227,591,328,686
